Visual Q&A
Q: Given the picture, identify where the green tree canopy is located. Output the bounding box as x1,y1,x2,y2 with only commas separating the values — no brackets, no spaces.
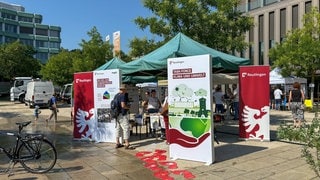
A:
40,49,74,86
0,41,41,80
129,0,253,57
269,8,320,85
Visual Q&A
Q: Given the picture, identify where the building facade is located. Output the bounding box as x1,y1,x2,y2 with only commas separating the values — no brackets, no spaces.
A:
237,0,319,99
238,0,318,66
0,2,61,63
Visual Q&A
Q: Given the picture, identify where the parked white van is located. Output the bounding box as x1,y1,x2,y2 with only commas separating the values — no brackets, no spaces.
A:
24,80,54,108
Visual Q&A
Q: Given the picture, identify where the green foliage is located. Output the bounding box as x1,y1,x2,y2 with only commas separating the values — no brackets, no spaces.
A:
0,41,41,79
277,117,320,177
269,8,320,84
131,0,253,56
40,50,74,86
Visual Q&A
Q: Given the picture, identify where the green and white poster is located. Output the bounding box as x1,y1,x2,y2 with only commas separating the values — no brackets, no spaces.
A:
167,54,214,164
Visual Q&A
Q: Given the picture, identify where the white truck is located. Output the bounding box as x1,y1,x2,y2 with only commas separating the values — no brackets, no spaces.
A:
10,77,33,103
24,80,54,108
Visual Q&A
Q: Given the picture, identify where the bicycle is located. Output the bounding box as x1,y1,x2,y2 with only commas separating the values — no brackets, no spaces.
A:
0,121,57,176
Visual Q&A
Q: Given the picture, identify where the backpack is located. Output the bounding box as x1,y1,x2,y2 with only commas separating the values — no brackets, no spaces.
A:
110,93,121,119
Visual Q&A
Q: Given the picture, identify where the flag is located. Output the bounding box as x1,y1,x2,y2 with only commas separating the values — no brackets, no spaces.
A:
105,35,110,42
113,31,120,56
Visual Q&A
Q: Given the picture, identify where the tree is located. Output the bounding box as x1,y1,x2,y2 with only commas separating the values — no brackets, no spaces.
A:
130,0,253,56
269,8,320,103
0,41,41,80
78,26,113,71
40,49,74,86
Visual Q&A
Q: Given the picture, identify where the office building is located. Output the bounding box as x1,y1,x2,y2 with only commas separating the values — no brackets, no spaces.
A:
238,0,318,66
0,2,61,63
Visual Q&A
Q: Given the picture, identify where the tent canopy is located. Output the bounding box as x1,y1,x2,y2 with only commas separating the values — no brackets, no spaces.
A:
95,57,157,83
119,33,250,76
269,68,307,85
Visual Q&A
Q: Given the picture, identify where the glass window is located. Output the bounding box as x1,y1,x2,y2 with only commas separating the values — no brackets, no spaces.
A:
49,30,60,37
4,24,17,33
19,26,33,34
36,52,48,63
36,28,48,36
18,16,33,22
269,12,274,41
20,39,33,46
1,13,16,20
34,18,41,24
5,36,17,43
305,1,312,13
280,8,286,42
292,5,299,29
49,42,60,48
35,40,48,48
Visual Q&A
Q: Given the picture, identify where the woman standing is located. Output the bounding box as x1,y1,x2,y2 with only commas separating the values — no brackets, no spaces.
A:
288,82,305,128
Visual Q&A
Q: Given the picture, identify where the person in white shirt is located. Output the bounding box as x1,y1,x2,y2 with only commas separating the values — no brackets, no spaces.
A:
274,86,283,110
213,86,225,113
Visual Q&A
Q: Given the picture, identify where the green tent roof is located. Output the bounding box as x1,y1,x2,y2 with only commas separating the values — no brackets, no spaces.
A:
95,57,125,70
119,33,251,76
95,57,157,83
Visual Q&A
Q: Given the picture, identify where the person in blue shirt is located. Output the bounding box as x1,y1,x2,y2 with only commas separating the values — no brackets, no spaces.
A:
46,93,58,123
34,105,41,122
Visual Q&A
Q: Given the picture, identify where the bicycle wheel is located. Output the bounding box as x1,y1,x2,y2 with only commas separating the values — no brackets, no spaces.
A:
18,138,57,173
229,104,235,116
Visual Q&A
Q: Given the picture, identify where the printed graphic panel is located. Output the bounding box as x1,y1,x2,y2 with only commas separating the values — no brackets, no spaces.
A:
167,54,214,164
239,66,270,141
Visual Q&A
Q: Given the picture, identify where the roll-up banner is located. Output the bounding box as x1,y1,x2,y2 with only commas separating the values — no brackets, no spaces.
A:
73,70,121,142
167,54,214,165
239,66,270,141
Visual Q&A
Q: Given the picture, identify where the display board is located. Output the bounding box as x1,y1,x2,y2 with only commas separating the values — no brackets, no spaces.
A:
239,66,270,141
167,54,214,164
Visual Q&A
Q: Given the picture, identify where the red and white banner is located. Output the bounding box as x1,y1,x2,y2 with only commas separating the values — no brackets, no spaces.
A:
73,72,94,139
73,70,121,142
239,66,270,141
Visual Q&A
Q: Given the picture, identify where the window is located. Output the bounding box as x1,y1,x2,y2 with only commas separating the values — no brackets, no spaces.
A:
36,52,48,63
5,24,17,33
1,13,16,20
20,39,33,46
49,30,59,37
292,5,299,29
49,42,60,48
305,1,312,13
259,15,264,65
18,16,33,22
5,37,17,43
36,40,48,48
19,26,33,34
34,18,41,24
280,8,286,42
36,28,48,36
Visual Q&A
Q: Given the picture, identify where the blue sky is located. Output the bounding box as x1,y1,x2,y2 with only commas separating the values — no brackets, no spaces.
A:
5,0,156,53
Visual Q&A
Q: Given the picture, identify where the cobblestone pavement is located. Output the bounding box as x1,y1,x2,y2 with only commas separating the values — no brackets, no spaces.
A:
0,97,318,179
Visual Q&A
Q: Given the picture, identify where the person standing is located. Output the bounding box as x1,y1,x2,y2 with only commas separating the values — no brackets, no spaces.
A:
270,86,275,109
274,86,283,110
213,86,225,113
231,84,239,120
115,84,135,150
46,93,58,122
288,82,305,128
160,89,169,142
34,105,41,122
143,89,161,137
